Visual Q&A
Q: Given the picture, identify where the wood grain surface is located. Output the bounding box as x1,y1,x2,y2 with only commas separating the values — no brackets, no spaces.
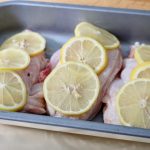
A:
32,0,150,10
0,0,150,10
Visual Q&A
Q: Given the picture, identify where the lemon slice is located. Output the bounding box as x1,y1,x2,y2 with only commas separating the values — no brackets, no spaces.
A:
134,45,150,64
116,79,150,128
0,30,46,56
43,62,100,115
130,62,150,80
60,37,107,74
0,71,27,111
0,48,30,70
75,22,120,50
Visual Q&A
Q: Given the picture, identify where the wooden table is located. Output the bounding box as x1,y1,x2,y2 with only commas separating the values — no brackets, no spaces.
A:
0,0,150,10
29,0,150,10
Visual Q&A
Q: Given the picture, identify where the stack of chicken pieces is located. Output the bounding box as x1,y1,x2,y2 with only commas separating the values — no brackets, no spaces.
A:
22,46,123,120
103,43,139,124
47,48,123,120
19,52,51,114
23,43,139,124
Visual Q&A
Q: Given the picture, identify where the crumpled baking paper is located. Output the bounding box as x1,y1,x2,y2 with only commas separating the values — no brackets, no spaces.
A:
0,124,149,150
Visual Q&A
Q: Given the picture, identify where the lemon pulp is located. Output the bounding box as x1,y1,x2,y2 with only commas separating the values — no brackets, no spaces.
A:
0,71,27,111
60,37,108,75
116,79,150,128
0,30,46,56
0,48,30,70
75,22,120,50
43,62,100,116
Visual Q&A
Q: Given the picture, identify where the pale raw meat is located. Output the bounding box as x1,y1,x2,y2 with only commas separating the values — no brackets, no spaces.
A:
29,83,44,99
103,79,123,124
128,42,140,58
103,59,136,124
19,53,48,114
23,97,46,114
99,49,123,100
129,42,145,58
18,53,48,92
103,44,138,124
39,63,51,82
47,49,123,120
23,83,46,114
121,58,137,83
50,50,60,69
122,43,139,83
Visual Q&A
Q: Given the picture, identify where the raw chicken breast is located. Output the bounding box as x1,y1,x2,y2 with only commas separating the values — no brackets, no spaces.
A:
23,83,46,114
20,53,48,114
18,52,48,92
50,50,60,69
29,82,44,99
103,59,136,124
121,58,137,83
103,44,138,124
128,42,145,58
47,49,123,120
99,49,123,100
103,79,123,124
39,63,51,82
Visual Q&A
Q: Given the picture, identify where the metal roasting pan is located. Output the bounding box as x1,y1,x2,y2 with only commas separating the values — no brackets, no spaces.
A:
0,0,150,144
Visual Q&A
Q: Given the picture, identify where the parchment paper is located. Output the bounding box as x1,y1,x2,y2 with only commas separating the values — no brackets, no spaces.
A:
0,125,149,150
